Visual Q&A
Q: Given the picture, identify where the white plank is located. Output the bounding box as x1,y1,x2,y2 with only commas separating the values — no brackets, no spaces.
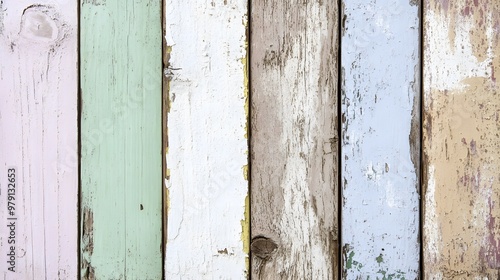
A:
341,0,420,278
164,0,249,278
0,1,78,278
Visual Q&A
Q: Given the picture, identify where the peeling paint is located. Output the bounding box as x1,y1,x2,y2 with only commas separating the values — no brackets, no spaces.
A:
251,0,339,278
423,0,500,278
82,207,95,279
242,165,248,181
241,194,250,273
82,0,105,6
164,0,249,277
341,0,420,278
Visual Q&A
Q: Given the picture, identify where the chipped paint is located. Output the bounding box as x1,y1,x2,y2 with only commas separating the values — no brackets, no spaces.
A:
164,0,249,278
251,0,339,278
241,17,250,272
242,165,249,181
341,0,420,278
423,165,440,264
423,0,500,278
81,207,95,279
241,194,250,273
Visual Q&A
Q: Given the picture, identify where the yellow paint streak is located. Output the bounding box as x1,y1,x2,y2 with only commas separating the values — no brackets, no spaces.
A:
242,165,249,181
240,194,250,272
165,185,170,215
240,13,250,274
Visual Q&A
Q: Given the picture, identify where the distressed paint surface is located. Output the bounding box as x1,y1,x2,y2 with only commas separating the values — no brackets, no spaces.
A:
250,1,339,278
341,0,420,278
423,0,500,278
80,1,162,279
164,0,249,278
0,1,78,278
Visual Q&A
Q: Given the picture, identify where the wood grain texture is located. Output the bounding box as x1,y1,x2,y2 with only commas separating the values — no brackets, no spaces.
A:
340,0,420,278
0,1,78,278
163,0,249,278
423,0,500,278
250,1,339,278
80,1,162,279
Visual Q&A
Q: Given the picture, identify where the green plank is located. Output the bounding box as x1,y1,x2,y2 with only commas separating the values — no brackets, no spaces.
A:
80,1,162,279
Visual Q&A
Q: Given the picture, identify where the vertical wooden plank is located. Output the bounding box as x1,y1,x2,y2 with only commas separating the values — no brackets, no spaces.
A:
340,0,420,278
250,1,339,278
80,1,162,279
0,0,78,278
164,0,249,278
423,0,500,278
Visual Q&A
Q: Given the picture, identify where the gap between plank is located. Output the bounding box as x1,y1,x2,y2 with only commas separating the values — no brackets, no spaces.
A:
247,0,253,278
419,0,424,278
77,0,82,278
337,1,343,279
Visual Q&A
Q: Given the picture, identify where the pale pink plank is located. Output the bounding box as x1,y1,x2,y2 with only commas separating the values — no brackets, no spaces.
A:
0,1,78,278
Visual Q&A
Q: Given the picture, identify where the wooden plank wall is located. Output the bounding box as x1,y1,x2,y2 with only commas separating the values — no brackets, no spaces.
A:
3,0,500,278
0,1,78,278
341,0,420,278
80,0,163,279
163,0,249,278
423,0,500,278
250,1,339,278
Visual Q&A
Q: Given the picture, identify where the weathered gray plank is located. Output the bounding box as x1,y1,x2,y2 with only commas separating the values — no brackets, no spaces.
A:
250,1,339,278
340,0,420,278
423,0,500,278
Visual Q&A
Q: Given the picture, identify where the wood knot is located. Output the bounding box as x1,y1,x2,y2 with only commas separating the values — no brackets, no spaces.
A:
20,5,59,43
251,236,278,260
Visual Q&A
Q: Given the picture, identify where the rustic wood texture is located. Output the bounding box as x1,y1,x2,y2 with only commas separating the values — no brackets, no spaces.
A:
80,1,163,278
250,1,339,278
340,0,420,278
0,0,78,278
163,0,249,278
423,0,500,278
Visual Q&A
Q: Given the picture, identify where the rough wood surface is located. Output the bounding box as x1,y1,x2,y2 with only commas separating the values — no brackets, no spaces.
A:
163,0,249,278
250,1,339,278
340,0,420,278
80,1,163,278
0,0,78,278
423,0,500,278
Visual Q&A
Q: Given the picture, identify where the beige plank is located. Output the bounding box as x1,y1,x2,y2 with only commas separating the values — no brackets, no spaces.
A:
423,0,500,278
